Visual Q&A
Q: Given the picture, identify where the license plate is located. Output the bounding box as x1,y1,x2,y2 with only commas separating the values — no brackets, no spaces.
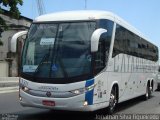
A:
42,100,55,106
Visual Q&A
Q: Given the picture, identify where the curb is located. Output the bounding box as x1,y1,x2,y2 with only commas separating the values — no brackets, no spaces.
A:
0,77,19,81
0,77,19,88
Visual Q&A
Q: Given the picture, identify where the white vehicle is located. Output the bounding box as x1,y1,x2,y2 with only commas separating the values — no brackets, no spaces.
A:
157,66,160,90
12,10,159,114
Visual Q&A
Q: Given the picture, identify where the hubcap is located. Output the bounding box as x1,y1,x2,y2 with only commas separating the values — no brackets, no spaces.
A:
146,87,148,98
109,94,116,110
146,92,148,98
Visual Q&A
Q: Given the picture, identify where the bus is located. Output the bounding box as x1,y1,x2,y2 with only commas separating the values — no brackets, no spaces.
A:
12,10,159,114
157,66,160,90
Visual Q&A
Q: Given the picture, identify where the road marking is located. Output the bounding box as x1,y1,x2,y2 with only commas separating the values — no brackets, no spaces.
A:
0,81,18,83
0,86,19,94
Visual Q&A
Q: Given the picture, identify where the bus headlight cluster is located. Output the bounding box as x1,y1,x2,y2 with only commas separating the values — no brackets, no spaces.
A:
70,84,96,95
20,83,30,92
83,101,88,106
70,88,85,95
22,86,29,92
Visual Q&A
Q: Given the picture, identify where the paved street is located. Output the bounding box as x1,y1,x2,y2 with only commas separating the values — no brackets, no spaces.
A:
0,90,160,120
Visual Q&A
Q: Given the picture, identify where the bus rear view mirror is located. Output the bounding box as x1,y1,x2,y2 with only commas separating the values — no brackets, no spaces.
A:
91,28,107,52
11,31,28,53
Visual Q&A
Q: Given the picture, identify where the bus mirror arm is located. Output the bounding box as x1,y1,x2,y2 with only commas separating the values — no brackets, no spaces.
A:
91,28,107,52
11,31,28,53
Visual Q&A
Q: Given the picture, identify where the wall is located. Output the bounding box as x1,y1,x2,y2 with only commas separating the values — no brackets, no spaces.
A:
0,10,32,77
0,61,8,77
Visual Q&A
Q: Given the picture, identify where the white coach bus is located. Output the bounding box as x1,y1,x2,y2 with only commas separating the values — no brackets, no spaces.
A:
13,10,159,114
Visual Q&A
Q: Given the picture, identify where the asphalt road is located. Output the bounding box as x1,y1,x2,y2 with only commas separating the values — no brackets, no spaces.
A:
0,91,160,120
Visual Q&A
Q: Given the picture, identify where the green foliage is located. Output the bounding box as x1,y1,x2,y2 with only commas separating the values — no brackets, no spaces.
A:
0,0,23,46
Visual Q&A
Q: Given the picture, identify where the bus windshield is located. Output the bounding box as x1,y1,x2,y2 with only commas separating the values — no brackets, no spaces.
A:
21,22,96,81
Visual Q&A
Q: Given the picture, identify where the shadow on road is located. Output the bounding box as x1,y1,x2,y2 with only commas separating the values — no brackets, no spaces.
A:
17,110,97,120
115,95,149,113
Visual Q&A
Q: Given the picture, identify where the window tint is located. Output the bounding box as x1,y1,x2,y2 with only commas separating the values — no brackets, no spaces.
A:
113,24,158,62
94,20,114,74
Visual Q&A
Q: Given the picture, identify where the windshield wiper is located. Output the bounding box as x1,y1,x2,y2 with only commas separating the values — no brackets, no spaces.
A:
33,48,51,77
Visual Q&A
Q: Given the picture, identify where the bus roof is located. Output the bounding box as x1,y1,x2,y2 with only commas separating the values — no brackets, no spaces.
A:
34,10,151,44
34,10,115,22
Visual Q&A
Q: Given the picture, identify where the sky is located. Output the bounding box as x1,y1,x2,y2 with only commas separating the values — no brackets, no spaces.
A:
18,0,160,52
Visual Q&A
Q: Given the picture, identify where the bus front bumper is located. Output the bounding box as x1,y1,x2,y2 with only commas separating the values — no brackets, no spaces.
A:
19,90,101,112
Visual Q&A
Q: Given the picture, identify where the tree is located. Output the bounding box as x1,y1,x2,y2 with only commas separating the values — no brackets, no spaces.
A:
0,0,23,45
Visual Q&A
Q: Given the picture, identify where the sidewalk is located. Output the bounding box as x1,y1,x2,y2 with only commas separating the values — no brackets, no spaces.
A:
0,77,19,88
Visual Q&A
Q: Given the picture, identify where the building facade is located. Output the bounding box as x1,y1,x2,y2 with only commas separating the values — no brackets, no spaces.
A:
0,10,32,77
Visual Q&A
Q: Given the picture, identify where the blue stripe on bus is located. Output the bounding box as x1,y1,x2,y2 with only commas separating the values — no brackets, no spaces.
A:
85,79,94,105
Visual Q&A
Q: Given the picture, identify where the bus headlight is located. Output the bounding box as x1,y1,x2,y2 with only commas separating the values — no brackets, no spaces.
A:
22,86,29,92
20,83,30,92
70,84,96,95
19,96,22,101
83,101,88,106
70,88,86,95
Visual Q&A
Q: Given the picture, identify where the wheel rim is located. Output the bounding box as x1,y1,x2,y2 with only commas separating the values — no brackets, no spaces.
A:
146,86,149,98
109,91,116,111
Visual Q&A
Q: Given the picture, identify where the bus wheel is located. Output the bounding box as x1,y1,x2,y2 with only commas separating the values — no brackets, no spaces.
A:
144,84,151,100
107,87,117,114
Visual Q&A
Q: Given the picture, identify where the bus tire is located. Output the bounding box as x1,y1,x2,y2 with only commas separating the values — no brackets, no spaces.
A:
151,80,154,93
107,86,117,114
157,83,160,91
144,84,151,100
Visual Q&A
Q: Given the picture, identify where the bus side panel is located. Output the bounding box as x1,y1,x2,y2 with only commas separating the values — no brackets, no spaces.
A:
93,72,109,105
107,54,158,103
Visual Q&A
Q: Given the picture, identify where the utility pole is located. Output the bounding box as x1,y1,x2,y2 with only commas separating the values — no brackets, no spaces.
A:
85,0,87,9
36,0,46,15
